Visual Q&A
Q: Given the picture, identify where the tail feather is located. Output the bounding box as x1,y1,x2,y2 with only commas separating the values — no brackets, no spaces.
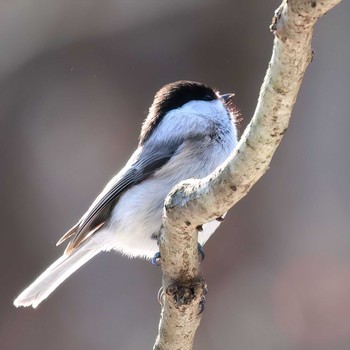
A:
56,222,80,246
13,240,102,308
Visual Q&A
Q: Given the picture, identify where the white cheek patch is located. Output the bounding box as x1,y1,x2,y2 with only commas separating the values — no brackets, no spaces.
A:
150,99,236,144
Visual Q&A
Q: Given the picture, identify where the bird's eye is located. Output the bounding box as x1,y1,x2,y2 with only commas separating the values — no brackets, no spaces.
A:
204,94,213,101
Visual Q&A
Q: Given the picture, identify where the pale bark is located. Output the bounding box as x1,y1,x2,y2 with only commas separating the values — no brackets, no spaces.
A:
153,1,343,349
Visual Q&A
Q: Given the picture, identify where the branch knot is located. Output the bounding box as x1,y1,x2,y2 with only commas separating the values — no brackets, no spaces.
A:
166,278,207,309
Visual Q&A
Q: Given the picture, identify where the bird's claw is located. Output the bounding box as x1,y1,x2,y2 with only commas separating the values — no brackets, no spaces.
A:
197,243,205,262
151,252,161,266
152,243,204,266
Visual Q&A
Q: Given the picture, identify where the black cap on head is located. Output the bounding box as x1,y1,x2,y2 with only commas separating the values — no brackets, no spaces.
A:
139,81,218,145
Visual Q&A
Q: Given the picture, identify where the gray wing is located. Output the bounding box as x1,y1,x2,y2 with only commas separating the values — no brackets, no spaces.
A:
58,144,179,254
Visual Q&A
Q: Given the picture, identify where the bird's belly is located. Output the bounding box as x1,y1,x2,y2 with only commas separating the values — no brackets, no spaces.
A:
106,141,232,259
106,178,168,258
106,177,224,259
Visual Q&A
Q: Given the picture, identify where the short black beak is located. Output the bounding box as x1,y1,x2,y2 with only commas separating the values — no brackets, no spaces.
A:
220,93,235,102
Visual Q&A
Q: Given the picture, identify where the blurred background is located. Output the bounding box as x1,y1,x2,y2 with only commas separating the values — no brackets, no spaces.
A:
1,0,350,349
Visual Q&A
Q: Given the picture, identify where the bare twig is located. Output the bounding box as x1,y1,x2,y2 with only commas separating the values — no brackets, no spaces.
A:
153,1,343,349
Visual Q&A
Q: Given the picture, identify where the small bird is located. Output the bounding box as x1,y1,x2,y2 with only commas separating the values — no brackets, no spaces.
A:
14,80,238,308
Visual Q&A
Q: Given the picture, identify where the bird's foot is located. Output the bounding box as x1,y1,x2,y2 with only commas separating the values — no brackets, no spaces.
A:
197,243,205,262
151,243,205,266
151,252,161,266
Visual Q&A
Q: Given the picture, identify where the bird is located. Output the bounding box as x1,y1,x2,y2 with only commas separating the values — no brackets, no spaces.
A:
13,80,238,308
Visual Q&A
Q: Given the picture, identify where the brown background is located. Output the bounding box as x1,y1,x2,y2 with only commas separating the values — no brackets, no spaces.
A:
1,1,350,349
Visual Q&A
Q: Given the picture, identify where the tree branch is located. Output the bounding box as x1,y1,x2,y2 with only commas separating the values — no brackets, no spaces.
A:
153,1,342,349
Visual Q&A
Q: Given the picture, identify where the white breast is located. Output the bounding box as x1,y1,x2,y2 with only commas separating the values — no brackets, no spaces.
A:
104,99,237,259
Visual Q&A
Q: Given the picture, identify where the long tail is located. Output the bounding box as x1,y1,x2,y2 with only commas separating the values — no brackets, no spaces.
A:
13,239,103,308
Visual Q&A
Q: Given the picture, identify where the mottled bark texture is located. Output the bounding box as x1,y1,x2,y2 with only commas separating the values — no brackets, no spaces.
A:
153,1,342,349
